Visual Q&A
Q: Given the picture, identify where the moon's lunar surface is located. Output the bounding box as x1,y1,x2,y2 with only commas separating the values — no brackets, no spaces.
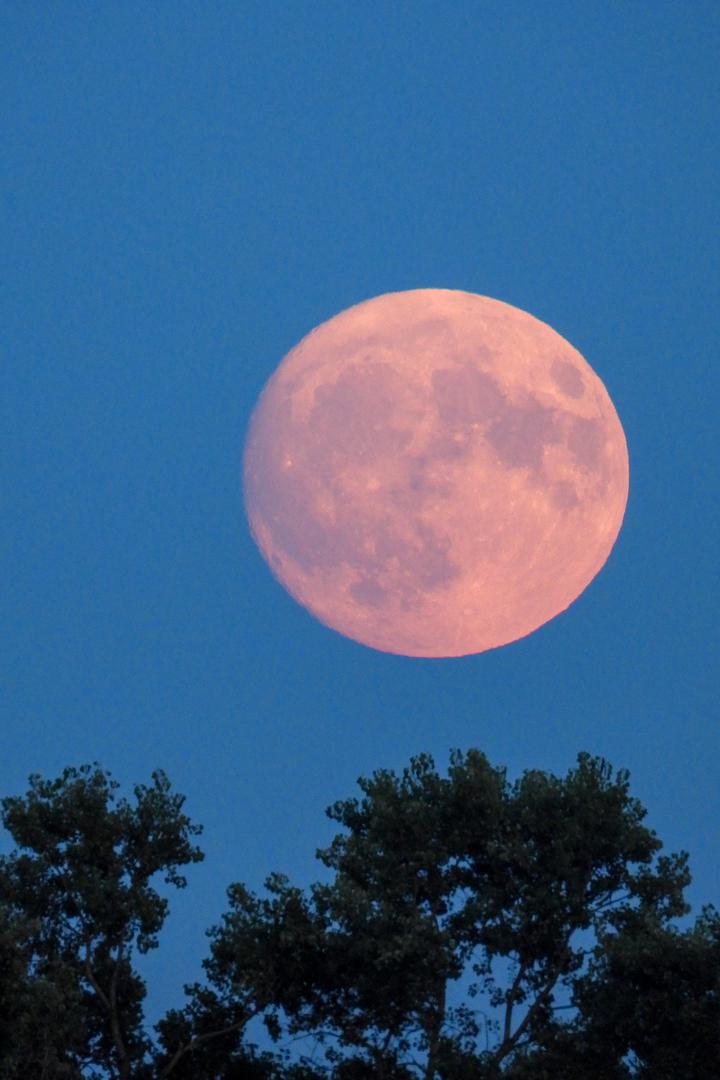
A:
243,290,629,657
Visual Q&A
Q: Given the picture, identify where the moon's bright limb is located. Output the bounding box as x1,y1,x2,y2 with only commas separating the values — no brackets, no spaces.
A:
243,290,629,657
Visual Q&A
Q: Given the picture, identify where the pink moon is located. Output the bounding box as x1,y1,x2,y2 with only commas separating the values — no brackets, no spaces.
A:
243,290,629,657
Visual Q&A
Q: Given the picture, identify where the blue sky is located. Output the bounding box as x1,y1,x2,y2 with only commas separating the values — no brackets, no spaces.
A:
2,2,717,1025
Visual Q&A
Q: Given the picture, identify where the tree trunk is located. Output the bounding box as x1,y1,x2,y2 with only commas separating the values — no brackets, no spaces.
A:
424,976,446,1080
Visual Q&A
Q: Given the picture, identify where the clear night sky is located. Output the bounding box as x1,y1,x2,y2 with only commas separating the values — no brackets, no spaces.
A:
2,2,718,1026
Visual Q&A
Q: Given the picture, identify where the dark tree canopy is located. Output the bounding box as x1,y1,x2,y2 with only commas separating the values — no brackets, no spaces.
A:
0,764,204,1079
1,752,717,1079
192,751,703,1078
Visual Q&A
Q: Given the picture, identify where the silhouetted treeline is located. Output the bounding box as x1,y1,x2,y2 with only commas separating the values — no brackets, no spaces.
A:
1,750,718,1078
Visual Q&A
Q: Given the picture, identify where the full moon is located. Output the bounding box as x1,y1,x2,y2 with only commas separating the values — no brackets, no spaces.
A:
243,290,629,657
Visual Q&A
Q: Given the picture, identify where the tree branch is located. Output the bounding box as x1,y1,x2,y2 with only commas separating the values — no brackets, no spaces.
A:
424,972,447,1080
83,938,130,1079
493,938,572,1065
159,1005,259,1079
502,960,528,1047
83,939,110,1013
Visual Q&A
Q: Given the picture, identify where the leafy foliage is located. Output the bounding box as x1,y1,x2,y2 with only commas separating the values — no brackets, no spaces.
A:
189,751,699,1077
0,764,203,1079
1,752,717,1079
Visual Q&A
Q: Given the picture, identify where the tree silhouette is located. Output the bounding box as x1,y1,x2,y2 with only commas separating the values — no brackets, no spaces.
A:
0,764,202,1078
1,752,717,1078
190,751,700,1077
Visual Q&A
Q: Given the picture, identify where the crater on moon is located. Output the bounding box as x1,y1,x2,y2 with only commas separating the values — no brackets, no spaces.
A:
244,289,629,657
551,357,586,398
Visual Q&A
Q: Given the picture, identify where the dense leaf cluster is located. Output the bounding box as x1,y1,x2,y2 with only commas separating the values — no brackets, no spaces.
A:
1,752,717,1078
